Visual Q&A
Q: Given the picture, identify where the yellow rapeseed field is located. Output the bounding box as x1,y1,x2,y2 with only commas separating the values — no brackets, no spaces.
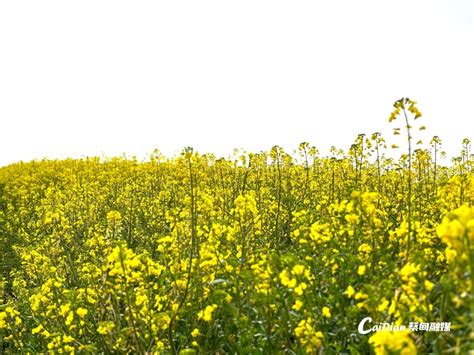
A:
0,99,473,353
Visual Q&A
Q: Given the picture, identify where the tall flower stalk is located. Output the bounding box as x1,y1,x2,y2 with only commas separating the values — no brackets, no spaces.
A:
389,97,422,258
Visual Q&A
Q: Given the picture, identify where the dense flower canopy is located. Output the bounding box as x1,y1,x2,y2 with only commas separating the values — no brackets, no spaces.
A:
0,120,473,353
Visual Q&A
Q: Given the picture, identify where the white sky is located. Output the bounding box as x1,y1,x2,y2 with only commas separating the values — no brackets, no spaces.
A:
0,1,473,166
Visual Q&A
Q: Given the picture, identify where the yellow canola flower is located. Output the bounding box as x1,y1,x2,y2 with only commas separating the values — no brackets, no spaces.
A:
294,317,323,351
437,205,474,250
294,282,308,296
279,270,297,289
322,307,331,318
63,335,74,343
445,247,457,263
399,263,419,280
0,312,6,329
369,330,416,355
388,107,401,122
76,307,88,318
32,324,44,334
424,280,434,292
234,193,258,219
197,304,218,323
106,210,122,225
377,298,389,312
292,300,304,311
60,303,71,317
358,243,372,254
97,321,115,335
345,286,355,298
292,264,305,276
345,213,359,225
42,329,51,338
65,311,74,326
309,222,331,244
357,265,366,276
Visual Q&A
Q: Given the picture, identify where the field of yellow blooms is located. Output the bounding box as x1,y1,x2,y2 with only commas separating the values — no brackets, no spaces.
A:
0,99,473,353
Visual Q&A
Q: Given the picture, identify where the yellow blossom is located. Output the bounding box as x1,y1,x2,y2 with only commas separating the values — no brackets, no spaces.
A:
197,304,218,323
345,285,355,298
369,330,416,355
76,308,88,318
292,300,303,311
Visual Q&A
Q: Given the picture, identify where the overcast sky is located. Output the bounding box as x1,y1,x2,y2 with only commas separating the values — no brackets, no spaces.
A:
0,0,472,166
